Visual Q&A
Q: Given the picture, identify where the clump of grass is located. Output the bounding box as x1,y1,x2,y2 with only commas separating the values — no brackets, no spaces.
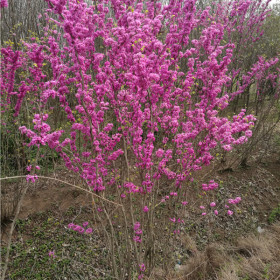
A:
170,243,230,280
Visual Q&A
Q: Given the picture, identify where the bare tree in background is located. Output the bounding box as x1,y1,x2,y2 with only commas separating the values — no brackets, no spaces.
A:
1,0,47,46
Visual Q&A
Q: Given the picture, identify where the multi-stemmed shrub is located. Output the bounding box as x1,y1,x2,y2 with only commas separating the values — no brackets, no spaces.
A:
1,0,279,278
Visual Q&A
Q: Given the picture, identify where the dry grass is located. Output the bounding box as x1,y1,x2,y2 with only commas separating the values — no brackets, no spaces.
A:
165,222,280,280
174,244,230,280
236,235,274,260
228,223,280,280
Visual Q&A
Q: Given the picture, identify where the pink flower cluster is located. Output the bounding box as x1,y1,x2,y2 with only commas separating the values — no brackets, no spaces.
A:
26,174,38,183
138,263,146,279
224,196,242,216
133,222,142,243
200,197,241,216
143,206,149,213
200,202,218,216
169,218,184,224
26,165,40,172
123,182,143,194
68,222,93,234
202,180,219,191
0,0,8,8
48,250,56,258
228,197,242,204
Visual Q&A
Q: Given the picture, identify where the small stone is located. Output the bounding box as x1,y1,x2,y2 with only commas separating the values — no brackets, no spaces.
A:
257,226,264,233
175,264,181,271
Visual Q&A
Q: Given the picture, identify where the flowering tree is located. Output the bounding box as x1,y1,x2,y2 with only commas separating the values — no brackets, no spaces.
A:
1,0,278,278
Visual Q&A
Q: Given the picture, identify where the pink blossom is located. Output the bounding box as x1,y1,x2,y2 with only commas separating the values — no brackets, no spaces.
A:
235,197,242,203
0,0,8,8
134,222,141,231
73,225,82,232
139,263,146,272
68,223,75,229
26,165,32,172
228,197,242,204
78,227,85,234
223,145,233,151
202,212,207,216
210,202,216,207
48,251,56,258
202,180,219,191
26,174,38,183
85,228,93,234
135,229,143,235
245,130,252,137
170,192,177,196
156,149,164,158
169,218,176,223
182,201,188,205
227,210,233,216
82,222,89,227
214,210,218,216
143,206,149,213
133,236,142,243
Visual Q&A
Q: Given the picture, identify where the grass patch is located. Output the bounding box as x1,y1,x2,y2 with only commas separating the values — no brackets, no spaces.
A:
2,209,111,280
